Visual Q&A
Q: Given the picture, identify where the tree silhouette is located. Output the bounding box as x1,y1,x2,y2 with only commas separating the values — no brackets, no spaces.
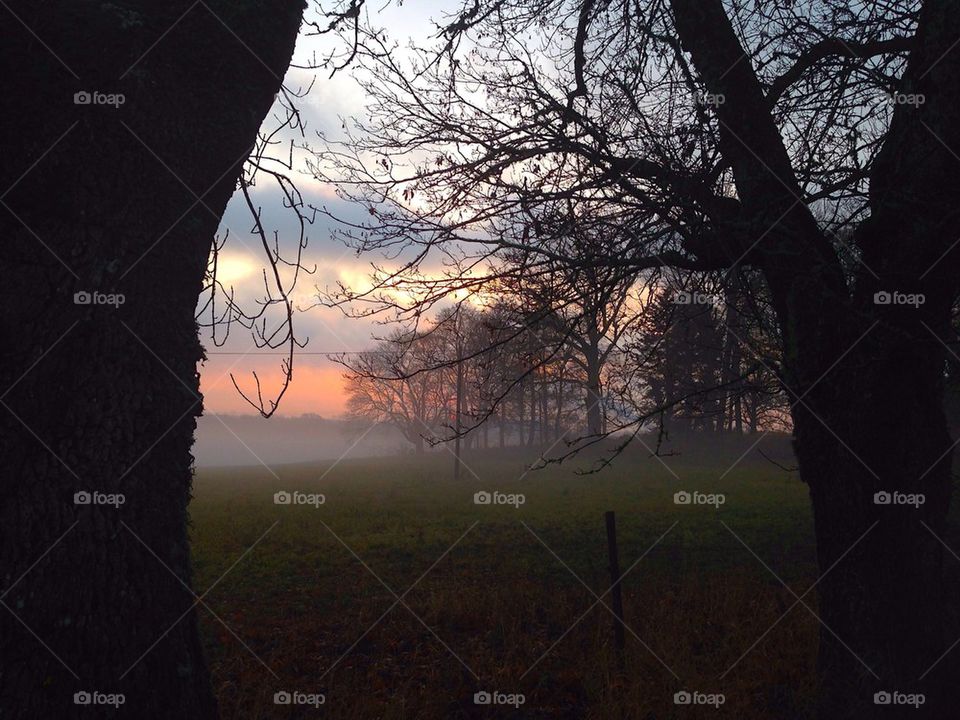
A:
1,2,305,716
314,0,960,715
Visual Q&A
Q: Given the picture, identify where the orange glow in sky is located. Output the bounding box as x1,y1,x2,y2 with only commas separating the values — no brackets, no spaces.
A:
200,359,349,417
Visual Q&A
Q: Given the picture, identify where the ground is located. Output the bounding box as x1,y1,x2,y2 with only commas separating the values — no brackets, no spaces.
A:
188,436,960,719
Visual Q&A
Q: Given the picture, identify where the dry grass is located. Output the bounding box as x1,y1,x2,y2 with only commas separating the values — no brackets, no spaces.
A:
191,440,823,719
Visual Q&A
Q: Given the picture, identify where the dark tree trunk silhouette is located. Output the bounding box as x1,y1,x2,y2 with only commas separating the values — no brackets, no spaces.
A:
526,382,537,448
539,369,549,445
554,367,566,442
797,340,953,719
517,386,527,446
0,2,304,717
671,0,960,715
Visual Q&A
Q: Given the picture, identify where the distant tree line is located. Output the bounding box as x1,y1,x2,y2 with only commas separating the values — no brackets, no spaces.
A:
340,266,787,453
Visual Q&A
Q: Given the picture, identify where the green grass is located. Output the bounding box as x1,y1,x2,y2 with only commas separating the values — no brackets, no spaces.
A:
190,439,823,719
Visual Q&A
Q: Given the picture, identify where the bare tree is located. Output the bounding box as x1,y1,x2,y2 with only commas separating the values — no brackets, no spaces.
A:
343,328,455,453
493,205,641,436
312,0,960,714
1,3,305,716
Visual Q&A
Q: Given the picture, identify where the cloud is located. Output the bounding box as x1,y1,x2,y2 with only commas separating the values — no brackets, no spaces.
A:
198,4,459,416
198,177,380,415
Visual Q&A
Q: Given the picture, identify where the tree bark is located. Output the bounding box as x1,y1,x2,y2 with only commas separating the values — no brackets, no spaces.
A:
669,0,960,716
517,385,527,446
0,2,304,717
584,346,603,436
554,370,565,441
796,327,955,718
540,372,549,445
746,390,759,433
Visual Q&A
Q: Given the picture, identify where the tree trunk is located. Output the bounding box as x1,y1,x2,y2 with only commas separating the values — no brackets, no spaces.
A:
746,391,759,433
527,381,537,448
669,0,960,715
454,355,463,480
0,3,304,717
733,393,743,434
584,348,603,437
792,320,956,719
555,372,565,442
540,374,549,446
517,386,527,446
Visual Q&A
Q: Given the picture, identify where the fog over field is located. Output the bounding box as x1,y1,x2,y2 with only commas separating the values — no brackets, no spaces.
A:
193,415,407,467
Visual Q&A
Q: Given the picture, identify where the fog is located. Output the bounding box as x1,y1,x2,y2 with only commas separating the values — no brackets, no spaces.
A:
193,414,407,467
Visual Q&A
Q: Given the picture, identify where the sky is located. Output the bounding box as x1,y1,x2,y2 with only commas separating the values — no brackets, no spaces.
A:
199,2,453,417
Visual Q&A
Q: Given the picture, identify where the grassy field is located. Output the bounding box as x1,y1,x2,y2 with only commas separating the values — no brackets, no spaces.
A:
189,436,836,719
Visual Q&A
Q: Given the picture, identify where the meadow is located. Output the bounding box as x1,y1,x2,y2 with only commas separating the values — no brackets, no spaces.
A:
188,435,890,719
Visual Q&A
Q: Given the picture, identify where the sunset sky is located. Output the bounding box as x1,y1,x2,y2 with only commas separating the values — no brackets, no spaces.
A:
198,173,395,417
198,5,445,417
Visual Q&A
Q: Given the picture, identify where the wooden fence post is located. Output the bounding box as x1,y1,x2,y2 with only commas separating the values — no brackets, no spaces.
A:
605,510,626,675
